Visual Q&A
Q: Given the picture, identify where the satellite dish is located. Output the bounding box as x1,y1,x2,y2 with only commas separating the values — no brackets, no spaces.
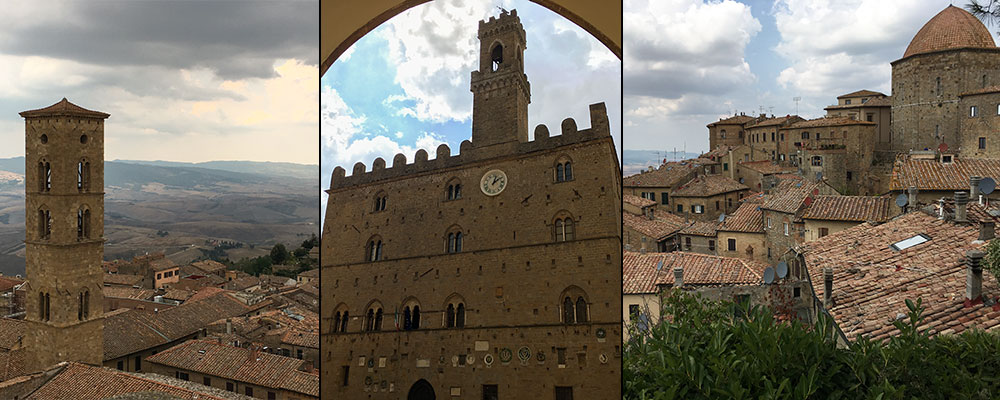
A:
763,267,775,284
938,143,949,153
895,193,909,207
812,188,819,196
804,196,813,206
815,172,823,181
980,177,996,195
776,261,788,278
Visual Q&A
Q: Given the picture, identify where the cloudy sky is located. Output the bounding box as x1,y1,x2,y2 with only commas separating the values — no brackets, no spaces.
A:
322,0,622,214
0,0,317,164
624,0,1000,154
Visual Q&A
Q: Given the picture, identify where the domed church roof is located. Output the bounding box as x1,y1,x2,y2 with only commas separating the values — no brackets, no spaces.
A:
903,5,996,58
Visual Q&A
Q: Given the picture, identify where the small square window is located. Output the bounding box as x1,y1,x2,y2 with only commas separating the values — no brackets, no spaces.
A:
980,137,987,150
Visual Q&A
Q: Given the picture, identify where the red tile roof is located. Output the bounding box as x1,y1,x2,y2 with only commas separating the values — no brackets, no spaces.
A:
890,157,1000,191
903,5,996,59
0,276,23,292
680,220,720,237
623,160,705,188
788,116,876,129
837,90,886,99
740,160,796,175
623,194,656,208
671,175,748,197
761,180,821,214
190,260,227,274
19,98,110,119
700,145,738,159
102,286,156,300
623,251,765,294
25,362,245,400
718,202,764,233
103,274,144,287
281,330,319,349
145,340,318,397
745,115,801,129
623,211,687,241
802,196,893,222
707,114,756,127
800,211,1000,341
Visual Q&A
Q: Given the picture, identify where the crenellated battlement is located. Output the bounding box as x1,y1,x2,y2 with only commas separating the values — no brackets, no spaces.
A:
477,9,525,40
329,102,611,190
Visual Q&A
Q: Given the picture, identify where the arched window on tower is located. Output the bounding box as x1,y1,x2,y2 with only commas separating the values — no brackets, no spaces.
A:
340,311,349,332
456,303,465,328
402,298,421,330
77,207,91,239
444,294,466,328
78,292,84,320
446,226,464,253
77,160,90,192
555,156,574,183
553,213,575,242
365,236,383,262
38,160,51,192
38,209,51,240
446,178,462,200
373,191,387,212
374,308,383,331
560,286,589,325
491,43,503,72
365,309,374,331
575,297,588,323
563,296,575,324
44,292,50,321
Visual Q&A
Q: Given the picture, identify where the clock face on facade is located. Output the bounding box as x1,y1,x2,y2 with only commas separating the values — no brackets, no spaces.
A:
480,169,507,196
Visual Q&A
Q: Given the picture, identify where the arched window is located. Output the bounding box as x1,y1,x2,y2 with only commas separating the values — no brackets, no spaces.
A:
44,292,50,321
563,296,575,324
373,191,386,212
402,299,421,330
720,129,726,139
38,292,44,321
77,159,90,192
491,43,503,72
38,208,51,240
446,227,464,253
444,294,466,329
575,297,588,323
365,308,374,331
446,303,455,327
78,292,84,320
340,311,349,333
554,157,574,182
334,311,342,332
456,303,465,328
446,178,462,200
560,286,589,325
556,164,564,181
374,308,383,331
553,214,575,242
77,207,91,239
366,236,383,262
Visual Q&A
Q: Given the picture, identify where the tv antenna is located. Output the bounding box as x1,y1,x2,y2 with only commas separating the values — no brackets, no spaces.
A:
498,6,508,13
793,97,801,114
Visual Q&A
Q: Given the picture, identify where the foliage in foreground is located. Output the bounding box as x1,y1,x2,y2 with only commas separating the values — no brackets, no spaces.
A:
624,291,1000,400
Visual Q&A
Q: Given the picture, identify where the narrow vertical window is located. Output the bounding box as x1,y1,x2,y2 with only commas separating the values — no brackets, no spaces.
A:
78,292,84,320
564,162,572,180
77,209,84,239
44,162,51,192
556,164,564,182
340,311,348,332
455,232,463,252
366,309,374,331
456,303,465,328
412,305,420,329
564,219,574,240
44,292,50,321
555,219,564,242
403,306,411,330
575,297,588,323
446,303,455,328
373,308,383,331
563,297,575,324
77,161,84,191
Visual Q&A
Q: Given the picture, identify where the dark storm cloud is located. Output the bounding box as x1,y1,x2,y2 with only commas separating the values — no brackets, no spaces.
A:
0,0,317,80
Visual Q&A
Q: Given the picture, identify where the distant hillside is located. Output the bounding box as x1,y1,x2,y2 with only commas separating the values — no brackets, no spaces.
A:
623,149,703,176
114,159,316,180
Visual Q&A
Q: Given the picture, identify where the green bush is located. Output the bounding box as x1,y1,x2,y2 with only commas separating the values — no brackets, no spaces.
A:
624,291,1000,399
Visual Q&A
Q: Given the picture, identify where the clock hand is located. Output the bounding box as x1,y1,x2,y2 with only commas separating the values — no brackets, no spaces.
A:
492,176,499,185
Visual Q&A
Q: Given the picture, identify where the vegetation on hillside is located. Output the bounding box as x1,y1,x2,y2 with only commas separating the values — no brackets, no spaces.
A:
196,233,318,278
625,291,1000,399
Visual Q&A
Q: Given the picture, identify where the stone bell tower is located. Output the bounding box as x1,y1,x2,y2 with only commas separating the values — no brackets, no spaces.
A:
470,9,531,147
20,98,108,372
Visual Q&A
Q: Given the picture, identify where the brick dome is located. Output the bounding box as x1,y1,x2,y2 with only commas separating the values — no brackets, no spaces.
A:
903,5,996,58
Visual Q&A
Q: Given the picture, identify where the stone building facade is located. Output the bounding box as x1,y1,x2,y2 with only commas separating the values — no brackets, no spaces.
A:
322,10,621,400
744,115,803,162
824,90,892,154
785,117,877,195
890,6,1000,154
958,87,1000,158
21,99,108,373
706,114,758,150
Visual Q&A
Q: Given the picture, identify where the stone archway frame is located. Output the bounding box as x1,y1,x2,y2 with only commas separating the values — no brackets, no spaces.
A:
321,0,622,76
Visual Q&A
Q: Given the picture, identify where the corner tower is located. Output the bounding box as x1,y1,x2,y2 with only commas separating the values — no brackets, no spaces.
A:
20,98,109,372
470,9,531,147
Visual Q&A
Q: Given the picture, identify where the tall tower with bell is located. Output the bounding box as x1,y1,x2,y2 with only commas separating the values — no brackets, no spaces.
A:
470,8,531,147
20,98,108,372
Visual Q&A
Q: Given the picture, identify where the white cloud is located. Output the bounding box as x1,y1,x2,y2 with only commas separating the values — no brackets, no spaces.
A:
624,0,761,100
772,0,952,96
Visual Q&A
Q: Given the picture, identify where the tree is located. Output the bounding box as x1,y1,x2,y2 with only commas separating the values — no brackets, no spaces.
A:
270,243,290,265
301,233,318,250
968,1,1000,32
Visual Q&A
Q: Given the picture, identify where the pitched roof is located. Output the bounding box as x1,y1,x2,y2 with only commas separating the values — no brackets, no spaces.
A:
623,251,765,294
297,269,319,278
150,258,177,272
800,211,1000,341
145,340,318,397
671,175,748,197
788,116,876,129
0,276,23,292
19,98,110,119
740,160,796,175
903,5,996,59
718,201,764,233
24,362,249,400
745,115,801,129
623,211,687,241
679,220,720,237
700,145,739,159
761,180,821,214
960,85,1000,97
825,96,892,109
623,194,656,208
103,290,268,360
190,260,227,274
103,286,156,300
802,196,893,222
623,160,705,188
890,157,1000,191
104,274,144,287
706,114,756,127
837,90,886,99
281,330,319,349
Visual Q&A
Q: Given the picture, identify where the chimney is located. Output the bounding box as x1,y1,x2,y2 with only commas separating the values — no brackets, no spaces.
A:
823,267,834,309
673,267,684,288
970,176,982,200
966,250,984,302
955,191,969,223
640,237,647,254
980,222,996,241
647,207,655,220
226,318,233,335
907,186,918,210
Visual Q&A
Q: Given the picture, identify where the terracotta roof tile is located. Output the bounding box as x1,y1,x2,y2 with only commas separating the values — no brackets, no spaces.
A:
761,180,821,214
706,114,756,127
739,160,796,175
26,362,247,400
700,145,739,159
102,286,157,300
623,211,687,241
802,196,893,222
104,274,144,287
671,175,748,197
0,277,23,292
890,157,1000,191
145,340,318,397
903,5,996,59
718,201,764,233
190,260,227,274
19,98,110,119
623,160,705,188
800,211,1000,341
623,194,656,208
837,90,886,99
679,220,720,237
745,115,801,129
281,330,319,349
789,116,876,129
623,251,765,294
